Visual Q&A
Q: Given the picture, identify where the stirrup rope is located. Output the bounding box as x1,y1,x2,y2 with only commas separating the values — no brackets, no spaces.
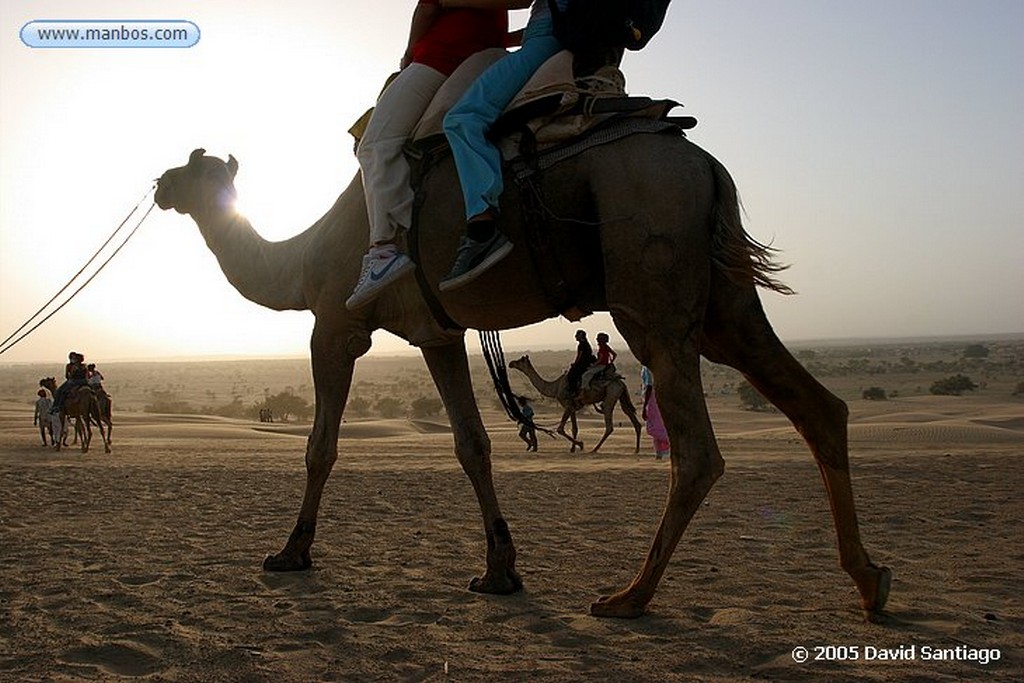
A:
0,185,156,356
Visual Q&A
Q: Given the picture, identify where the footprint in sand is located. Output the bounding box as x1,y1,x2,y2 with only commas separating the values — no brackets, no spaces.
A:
60,642,165,677
115,574,163,587
708,607,760,626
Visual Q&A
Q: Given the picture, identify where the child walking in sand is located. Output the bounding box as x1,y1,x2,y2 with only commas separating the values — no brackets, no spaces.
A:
33,389,55,447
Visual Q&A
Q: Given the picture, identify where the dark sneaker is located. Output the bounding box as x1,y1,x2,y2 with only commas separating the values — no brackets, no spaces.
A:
345,246,415,309
439,232,513,292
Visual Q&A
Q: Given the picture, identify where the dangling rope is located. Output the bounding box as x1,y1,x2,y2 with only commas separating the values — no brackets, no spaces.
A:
479,329,525,424
0,185,156,356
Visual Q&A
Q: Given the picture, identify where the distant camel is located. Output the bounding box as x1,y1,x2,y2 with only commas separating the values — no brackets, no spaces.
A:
509,355,641,453
40,378,108,453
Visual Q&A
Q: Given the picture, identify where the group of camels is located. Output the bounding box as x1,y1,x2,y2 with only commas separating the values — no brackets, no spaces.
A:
153,63,890,619
37,378,111,454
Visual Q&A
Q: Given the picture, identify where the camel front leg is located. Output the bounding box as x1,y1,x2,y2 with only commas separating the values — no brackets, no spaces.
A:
556,409,583,452
264,322,365,572
421,342,521,594
79,416,91,453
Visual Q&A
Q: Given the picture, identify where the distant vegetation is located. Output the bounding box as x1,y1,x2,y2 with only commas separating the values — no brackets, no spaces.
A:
4,339,1021,418
737,382,771,411
929,374,978,396
861,386,887,400
962,343,989,359
254,390,312,422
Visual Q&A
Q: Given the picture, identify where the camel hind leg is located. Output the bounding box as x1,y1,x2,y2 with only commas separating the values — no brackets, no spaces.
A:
589,151,725,617
594,310,723,618
589,398,616,453
616,385,643,453
701,274,890,619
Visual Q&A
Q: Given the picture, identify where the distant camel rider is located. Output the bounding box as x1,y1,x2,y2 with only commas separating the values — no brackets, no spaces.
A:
581,331,618,390
51,351,88,414
566,330,596,398
87,363,105,389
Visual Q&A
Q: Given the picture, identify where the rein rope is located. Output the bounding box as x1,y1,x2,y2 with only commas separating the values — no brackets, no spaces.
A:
0,184,157,356
479,330,526,424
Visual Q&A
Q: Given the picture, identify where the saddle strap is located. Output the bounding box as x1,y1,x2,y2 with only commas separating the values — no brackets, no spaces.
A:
406,138,465,333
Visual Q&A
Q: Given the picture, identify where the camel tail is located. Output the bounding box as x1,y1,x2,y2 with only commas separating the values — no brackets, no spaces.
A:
705,152,795,295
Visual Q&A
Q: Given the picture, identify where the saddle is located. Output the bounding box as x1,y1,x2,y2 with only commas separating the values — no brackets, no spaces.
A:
408,49,694,159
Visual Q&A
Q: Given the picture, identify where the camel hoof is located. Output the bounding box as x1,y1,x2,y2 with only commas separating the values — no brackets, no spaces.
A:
468,569,523,595
590,593,646,619
862,565,892,621
262,551,313,572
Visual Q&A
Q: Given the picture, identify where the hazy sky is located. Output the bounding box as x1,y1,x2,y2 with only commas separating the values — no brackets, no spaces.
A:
1,1,1021,364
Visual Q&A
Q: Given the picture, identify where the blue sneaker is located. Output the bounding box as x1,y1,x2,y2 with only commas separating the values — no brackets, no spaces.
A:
439,232,513,292
345,246,415,309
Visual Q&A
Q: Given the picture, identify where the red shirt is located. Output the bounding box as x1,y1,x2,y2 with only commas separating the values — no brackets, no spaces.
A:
411,1,508,76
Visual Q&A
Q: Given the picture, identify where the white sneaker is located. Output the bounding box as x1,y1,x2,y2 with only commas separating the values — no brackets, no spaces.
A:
345,246,415,309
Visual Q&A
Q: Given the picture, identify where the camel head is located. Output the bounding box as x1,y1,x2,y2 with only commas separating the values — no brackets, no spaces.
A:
39,377,56,393
156,148,239,216
508,355,531,373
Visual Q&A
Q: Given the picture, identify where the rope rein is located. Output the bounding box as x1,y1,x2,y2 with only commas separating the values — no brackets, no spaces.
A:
479,330,526,424
0,185,156,356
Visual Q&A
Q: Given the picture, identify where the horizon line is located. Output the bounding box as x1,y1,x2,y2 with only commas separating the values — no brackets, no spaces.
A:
3,331,1023,367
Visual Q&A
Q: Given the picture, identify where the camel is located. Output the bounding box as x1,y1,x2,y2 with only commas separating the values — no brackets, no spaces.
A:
508,355,641,453
39,378,108,453
154,134,890,620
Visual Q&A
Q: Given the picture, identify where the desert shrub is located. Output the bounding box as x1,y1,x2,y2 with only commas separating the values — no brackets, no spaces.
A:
962,344,989,359
737,382,770,411
1012,381,1024,397
375,397,405,419
255,390,312,422
862,386,887,401
929,374,977,396
144,390,195,414
209,396,246,418
346,396,371,417
410,395,443,418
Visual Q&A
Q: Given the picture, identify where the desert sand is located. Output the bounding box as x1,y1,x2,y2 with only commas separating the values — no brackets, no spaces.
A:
1,342,1022,681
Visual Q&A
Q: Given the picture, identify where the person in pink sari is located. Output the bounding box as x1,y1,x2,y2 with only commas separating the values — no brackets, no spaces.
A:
640,366,669,459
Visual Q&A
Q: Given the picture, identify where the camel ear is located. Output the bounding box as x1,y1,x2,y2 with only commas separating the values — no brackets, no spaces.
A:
227,154,238,178
188,148,206,168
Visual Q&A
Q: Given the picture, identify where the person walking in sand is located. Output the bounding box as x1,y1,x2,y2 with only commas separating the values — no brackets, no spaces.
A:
641,365,670,460
33,388,55,447
516,395,539,452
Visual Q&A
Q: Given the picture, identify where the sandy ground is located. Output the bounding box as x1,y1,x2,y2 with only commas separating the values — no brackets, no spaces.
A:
1,393,1022,682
